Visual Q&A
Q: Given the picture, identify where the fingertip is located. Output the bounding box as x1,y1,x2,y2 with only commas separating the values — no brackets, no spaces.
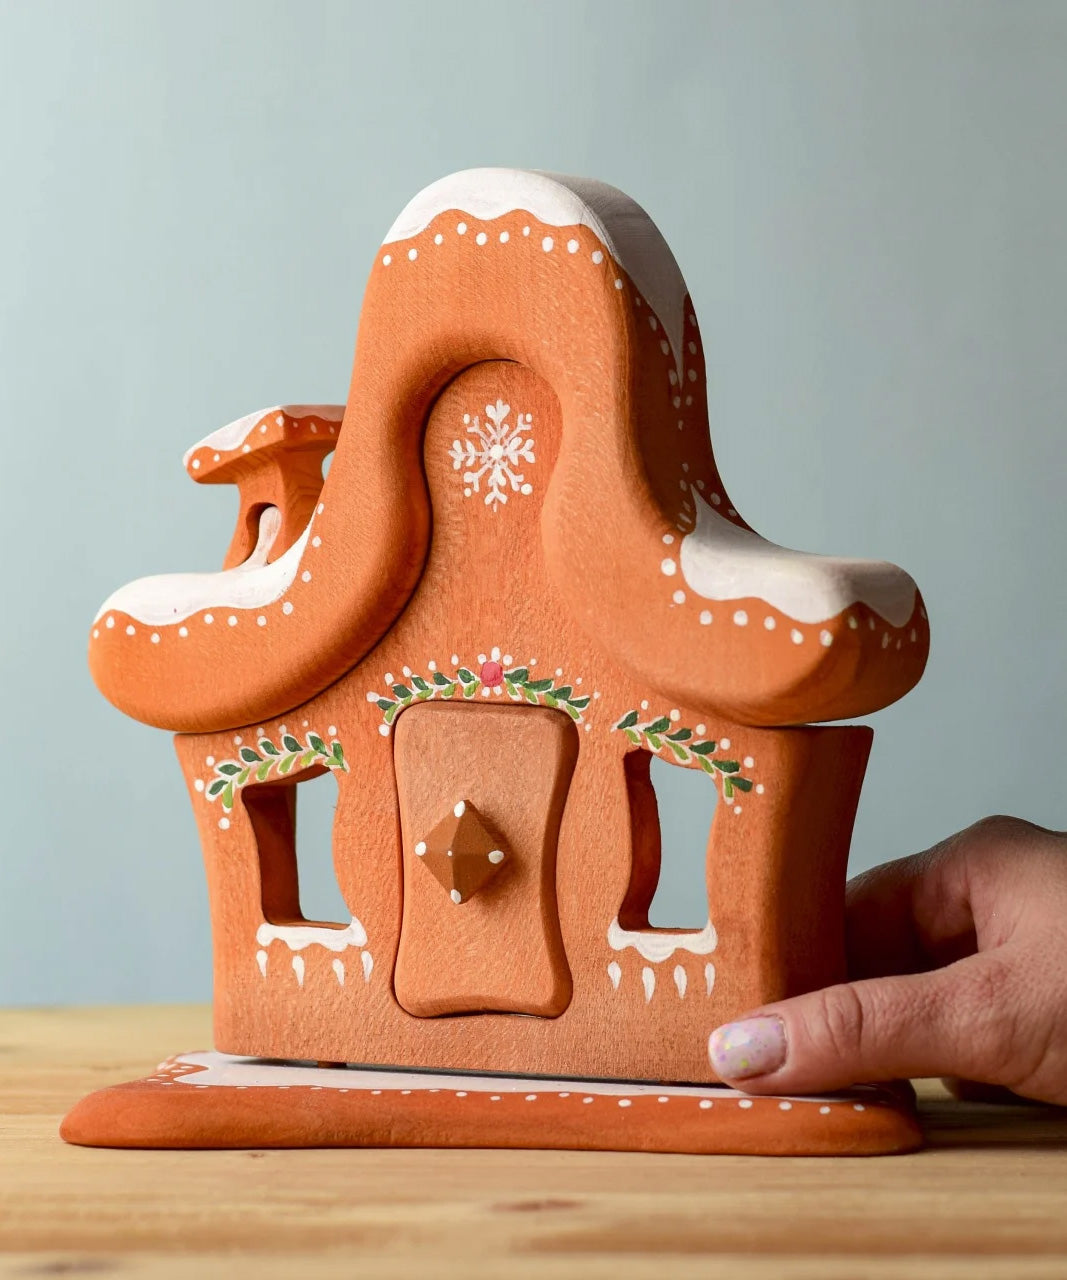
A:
708,1014,787,1083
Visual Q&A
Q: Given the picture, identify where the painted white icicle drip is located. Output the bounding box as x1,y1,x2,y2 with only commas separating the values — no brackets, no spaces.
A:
332,959,345,986
678,485,918,626
256,917,368,954
674,964,687,998
607,961,622,991
291,955,305,987
607,917,717,962
641,967,655,1002
361,950,374,982
704,962,716,996
255,949,268,978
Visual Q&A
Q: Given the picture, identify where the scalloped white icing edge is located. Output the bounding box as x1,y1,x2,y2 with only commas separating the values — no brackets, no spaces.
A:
679,487,918,627
256,918,367,953
607,916,717,962
182,404,345,468
383,168,689,379
93,507,308,626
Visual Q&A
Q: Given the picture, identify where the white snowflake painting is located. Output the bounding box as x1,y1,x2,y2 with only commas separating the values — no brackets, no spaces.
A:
449,399,536,511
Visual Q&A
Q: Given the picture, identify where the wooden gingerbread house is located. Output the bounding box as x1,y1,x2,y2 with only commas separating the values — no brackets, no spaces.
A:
68,170,929,1155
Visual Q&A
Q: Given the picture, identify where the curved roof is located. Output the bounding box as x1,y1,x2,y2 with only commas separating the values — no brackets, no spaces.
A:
89,168,928,732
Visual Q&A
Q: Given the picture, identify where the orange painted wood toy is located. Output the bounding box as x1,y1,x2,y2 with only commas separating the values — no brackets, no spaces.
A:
64,170,929,1156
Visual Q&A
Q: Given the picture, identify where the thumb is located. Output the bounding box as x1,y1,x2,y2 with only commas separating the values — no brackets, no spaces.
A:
708,955,1012,1093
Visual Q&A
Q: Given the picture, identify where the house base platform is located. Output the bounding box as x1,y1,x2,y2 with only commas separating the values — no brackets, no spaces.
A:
60,1051,922,1155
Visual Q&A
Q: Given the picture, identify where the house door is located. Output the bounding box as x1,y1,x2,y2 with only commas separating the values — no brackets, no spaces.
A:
392,702,577,1017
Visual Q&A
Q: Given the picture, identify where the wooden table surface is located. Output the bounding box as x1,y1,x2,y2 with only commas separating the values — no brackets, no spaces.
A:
2,1006,1067,1279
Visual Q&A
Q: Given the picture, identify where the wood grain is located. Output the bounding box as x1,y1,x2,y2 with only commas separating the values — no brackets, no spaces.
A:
5,1006,1067,1280
81,175,934,1157
158,358,882,1087
393,701,576,1017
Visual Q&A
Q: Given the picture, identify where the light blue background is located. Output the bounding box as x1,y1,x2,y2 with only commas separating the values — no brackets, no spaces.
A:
2,1,1064,1004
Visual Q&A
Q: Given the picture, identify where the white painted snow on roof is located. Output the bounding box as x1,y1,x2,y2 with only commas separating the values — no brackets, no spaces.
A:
383,168,689,378
94,506,307,626
182,404,345,467
679,487,918,626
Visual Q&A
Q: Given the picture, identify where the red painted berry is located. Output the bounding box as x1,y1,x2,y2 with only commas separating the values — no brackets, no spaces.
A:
480,660,504,687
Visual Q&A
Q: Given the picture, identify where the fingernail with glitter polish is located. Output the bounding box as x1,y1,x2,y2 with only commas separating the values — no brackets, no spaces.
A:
708,1015,787,1080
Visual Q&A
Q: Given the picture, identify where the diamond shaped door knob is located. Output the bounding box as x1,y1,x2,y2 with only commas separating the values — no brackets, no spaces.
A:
413,799,508,904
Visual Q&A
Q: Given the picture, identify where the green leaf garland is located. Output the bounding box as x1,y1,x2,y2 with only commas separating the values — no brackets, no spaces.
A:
369,658,593,729
205,731,348,812
610,710,757,795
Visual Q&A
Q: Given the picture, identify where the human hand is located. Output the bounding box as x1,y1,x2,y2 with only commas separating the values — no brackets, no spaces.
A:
708,816,1067,1105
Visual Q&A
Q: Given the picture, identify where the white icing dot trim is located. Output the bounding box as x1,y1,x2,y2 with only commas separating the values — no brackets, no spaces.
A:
382,169,690,377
